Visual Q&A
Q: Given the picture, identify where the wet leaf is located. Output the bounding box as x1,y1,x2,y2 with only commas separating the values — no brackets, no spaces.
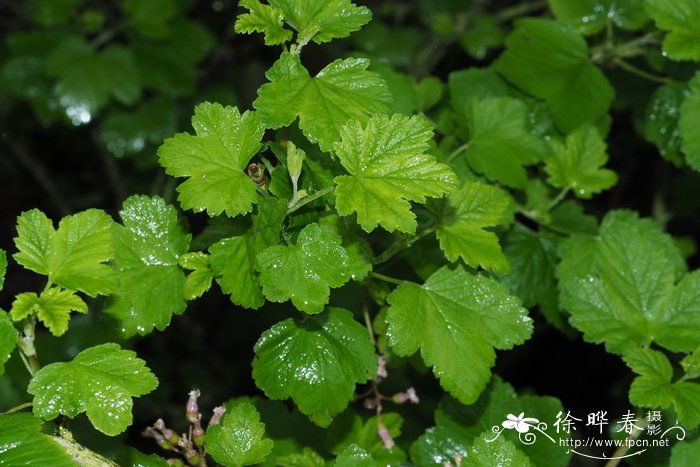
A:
206,401,274,466
28,343,158,436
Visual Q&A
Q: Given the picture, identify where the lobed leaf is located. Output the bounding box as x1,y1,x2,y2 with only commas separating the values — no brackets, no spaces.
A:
105,196,190,337
256,223,351,314
679,72,700,172
253,52,391,152
464,97,548,188
386,266,532,404
235,0,292,45
0,413,76,466
496,18,613,132
14,208,115,296
158,102,266,217
252,308,377,426
559,210,698,355
10,288,87,337
645,0,700,61
210,235,266,309
206,401,274,466
435,181,511,273
334,114,457,233
28,343,158,436
0,311,17,375
546,125,617,198
268,0,371,44
548,0,648,35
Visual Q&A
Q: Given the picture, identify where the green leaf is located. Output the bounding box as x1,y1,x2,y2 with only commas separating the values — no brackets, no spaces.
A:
548,0,648,35
46,38,141,123
158,102,266,217
624,348,700,428
179,252,213,301
496,18,614,132
459,15,505,60
252,308,377,426
645,0,700,61
210,235,265,309
10,288,87,337
0,413,76,466
256,223,351,314
14,208,114,296
28,343,158,436
253,52,391,152
681,346,700,379
434,181,511,273
235,0,293,45
276,447,326,467
133,20,215,96
463,432,533,466
448,68,512,127
122,0,177,39
30,0,85,26
334,114,457,233
0,249,6,290
464,97,548,188
559,210,699,355
671,438,700,467
105,196,190,337
679,73,700,172
546,125,617,198
99,99,177,158
0,311,17,375
333,444,376,467
386,266,532,404
328,412,406,465
645,83,689,166
410,378,569,467
268,0,372,44
206,401,274,467
501,225,561,327
115,447,170,466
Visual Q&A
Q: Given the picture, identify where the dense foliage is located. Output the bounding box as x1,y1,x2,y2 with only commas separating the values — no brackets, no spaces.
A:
1,0,700,465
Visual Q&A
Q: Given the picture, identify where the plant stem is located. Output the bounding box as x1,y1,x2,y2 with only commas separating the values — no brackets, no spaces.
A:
285,185,334,215
17,317,40,376
363,306,377,347
496,0,548,22
604,415,648,467
613,58,673,84
547,188,570,211
370,272,405,286
3,402,33,414
446,143,470,163
373,227,436,266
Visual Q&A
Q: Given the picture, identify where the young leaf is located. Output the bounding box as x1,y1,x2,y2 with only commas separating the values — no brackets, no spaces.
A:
334,114,457,233
645,82,689,166
496,18,614,132
158,102,266,217
206,401,274,467
385,266,532,404
333,444,376,467
410,378,569,467
179,252,213,300
559,210,698,355
0,413,76,467
253,52,391,152
268,0,372,45
548,0,648,35
464,97,548,188
252,308,377,427
500,225,561,328
27,343,158,436
463,433,533,466
434,181,511,273
545,125,617,198
679,72,700,172
256,223,351,314
10,288,88,337
14,208,114,296
235,0,293,45
330,412,406,465
624,348,700,429
645,0,700,61
105,196,190,337
0,311,17,375
210,235,265,310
